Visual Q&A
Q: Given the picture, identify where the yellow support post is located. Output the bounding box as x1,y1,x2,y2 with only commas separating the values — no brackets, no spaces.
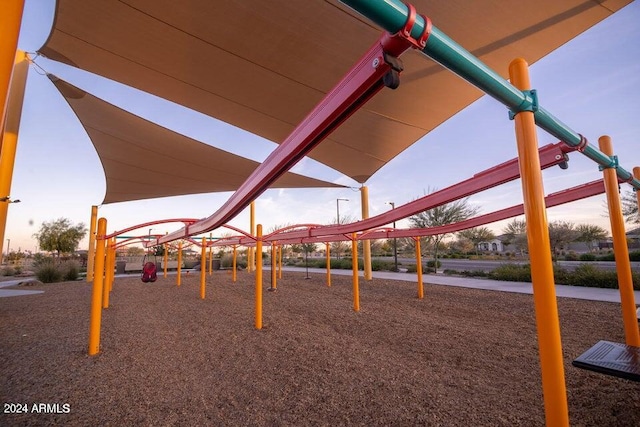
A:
88,217,107,356
360,186,372,280
352,233,360,312
599,136,640,346
248,201,255,272
102,238,111,309
255,225,263,329
414,237,424,299
208,233,213,276
326,242,331,287
200,237,206,299
86,206,98,282
176,241,182,287
103,238,115,307
163,243,168,278
270,241,277,291
509,58,569,427
0,0,24,134
278,245,282,279
109,238,116,292
0,51,28,265
232,245,237,282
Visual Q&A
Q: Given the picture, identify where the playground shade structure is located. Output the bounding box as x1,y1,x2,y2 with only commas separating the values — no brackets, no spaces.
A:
37,0,632,201
49,77,345,204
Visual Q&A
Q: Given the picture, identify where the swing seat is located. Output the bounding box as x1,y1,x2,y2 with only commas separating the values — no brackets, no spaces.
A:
572,340,640,382
141,261,157,283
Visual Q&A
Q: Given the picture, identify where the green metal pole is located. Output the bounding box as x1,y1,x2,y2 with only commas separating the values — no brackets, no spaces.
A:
340,0,640,189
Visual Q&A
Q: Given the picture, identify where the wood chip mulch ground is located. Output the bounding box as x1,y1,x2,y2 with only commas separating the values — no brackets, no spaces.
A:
1,271,638,426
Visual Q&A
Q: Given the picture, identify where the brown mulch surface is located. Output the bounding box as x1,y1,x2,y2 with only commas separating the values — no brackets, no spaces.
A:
1,271,638,426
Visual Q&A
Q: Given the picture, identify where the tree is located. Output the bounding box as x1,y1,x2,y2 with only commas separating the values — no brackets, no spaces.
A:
547,221,580,260
457,227,496,255
126,247,145,256
621,191,639,224
450,236,474,254
575,224,608,252
34,218,87,257
329,214,356,259
502,219,528,256
409,196,479,273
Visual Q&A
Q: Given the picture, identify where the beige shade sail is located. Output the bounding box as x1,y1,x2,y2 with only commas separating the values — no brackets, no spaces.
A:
49,76,345,204
39,0,631,186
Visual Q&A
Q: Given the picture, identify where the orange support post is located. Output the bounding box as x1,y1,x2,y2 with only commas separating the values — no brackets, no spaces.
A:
232,245,237,283
0,51,28,266
360,186,372,280
278,245,283,279
0,0,24,134
248,202,255,273
176,241,182,286
88,217,107,356
102,238,114,308
326,242,331,287
163,243,168,278
200,237,206,299
208,234,213,276
414,237,424,299
255,225,263,329
599,136,640,346
270,241,277,291
352,233,360,312
509,58,569,427
86,206,98,282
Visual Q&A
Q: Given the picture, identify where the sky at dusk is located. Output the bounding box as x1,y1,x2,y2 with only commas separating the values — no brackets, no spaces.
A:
4,0,640,254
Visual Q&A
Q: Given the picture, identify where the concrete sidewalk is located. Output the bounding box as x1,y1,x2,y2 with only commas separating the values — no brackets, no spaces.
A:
2,267,639,306
0,279,44,298
274,266,640,304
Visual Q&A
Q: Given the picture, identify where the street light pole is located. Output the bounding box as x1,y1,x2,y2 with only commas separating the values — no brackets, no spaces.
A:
336,198,349,259
387,202,398,272
6,238,10,262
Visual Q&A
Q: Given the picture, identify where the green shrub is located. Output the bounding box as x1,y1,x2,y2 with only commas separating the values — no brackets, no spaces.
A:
597,252,615,261
461,270,489,278
579,253,596,261
564,252,579,261
405,264,419,273
371,259,395,271
629,250,640,262
62,261,80,281
565,264,619,289
36,262,62,283
426,260,442,268
488,264,531,282
1,266,16,276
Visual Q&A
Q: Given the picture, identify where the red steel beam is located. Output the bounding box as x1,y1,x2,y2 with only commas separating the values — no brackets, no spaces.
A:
264,142,571,242
252,179,604,245
105,218,199,239
157,33,415,245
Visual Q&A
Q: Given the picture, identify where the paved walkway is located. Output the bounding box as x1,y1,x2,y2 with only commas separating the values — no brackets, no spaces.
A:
1,268,639,306
275,266,640,304
0,279,44,297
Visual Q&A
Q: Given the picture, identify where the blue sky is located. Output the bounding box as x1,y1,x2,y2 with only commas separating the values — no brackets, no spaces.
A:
5,0,640,254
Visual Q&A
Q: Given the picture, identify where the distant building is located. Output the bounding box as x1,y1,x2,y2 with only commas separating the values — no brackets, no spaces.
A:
478,238,504,252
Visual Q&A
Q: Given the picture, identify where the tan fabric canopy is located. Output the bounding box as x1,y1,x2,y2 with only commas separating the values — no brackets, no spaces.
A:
39,0,631,187
50,76,345,204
